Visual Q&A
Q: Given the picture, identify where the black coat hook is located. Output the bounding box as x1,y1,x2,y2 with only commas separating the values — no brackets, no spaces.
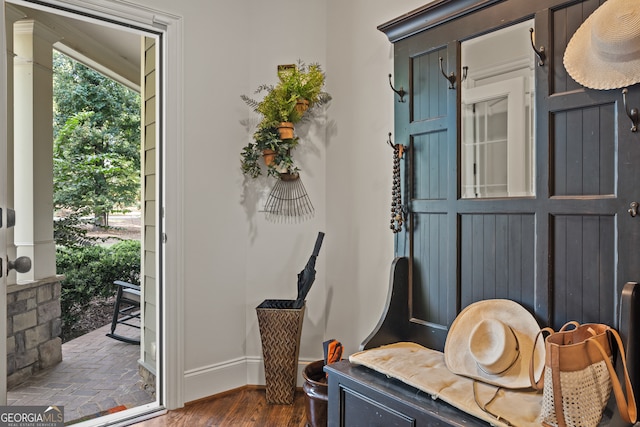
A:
529,28,546,66
388,132,404,159
623,88,639,132
388,74,406,103
439,57,456,89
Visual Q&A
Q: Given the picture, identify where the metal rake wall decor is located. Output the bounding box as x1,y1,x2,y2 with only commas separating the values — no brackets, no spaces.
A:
263,172,314,222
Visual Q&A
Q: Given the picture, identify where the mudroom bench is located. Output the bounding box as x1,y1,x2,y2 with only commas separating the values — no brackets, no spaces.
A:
325,258,640,426
326,0,640,423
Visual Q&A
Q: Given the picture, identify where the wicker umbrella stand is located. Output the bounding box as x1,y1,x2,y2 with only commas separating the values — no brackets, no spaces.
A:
256,299,305,404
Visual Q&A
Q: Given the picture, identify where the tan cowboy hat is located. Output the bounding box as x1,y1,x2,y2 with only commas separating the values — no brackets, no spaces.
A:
444,299,544,389
564,0,640,90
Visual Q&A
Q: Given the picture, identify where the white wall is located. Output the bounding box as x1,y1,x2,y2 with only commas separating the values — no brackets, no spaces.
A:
163,0,428,403
324,0,428,358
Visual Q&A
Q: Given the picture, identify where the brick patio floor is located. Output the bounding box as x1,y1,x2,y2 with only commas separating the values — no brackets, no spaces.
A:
7,322,155,424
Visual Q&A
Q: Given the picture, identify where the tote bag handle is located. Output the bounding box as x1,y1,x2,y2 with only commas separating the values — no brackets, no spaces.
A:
530,322,579,390
590,328,637,424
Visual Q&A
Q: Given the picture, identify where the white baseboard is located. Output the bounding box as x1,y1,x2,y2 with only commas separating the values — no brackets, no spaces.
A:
183,357,247,403
183,356,319,403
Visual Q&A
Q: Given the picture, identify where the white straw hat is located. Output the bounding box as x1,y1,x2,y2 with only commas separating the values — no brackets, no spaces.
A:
444,299,544,389
564,0,640,90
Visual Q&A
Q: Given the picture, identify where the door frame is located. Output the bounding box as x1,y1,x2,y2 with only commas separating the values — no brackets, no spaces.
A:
0,0,9,406
1,0,185,413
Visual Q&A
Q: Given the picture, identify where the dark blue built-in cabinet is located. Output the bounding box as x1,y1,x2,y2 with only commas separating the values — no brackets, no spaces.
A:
327,0,640,425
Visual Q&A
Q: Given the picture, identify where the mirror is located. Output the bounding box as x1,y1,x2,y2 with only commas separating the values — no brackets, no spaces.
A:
461,20,535,198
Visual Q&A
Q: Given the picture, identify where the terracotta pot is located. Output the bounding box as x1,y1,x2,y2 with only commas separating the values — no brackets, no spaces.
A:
277,122,295,140
302,360,328,427
262,149,276,166
295,98,310,115
279,172,299,181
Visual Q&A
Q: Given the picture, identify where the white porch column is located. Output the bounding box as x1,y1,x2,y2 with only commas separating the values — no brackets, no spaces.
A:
13,20,58,282
4,6,26,285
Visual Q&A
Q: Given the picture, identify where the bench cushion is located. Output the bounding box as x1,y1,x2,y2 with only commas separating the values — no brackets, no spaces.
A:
349,342,542,426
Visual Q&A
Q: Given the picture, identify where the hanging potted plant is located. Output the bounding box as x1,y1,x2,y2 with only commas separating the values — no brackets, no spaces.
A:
241,61,331,179
254,84,301,140
277,61,330,116
240,124,299,179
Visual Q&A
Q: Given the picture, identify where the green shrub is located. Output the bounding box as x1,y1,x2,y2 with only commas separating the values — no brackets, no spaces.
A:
57,239,141,341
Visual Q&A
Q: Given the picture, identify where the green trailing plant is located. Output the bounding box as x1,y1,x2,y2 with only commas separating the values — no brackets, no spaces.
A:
277,61,331,110
240,60,331,178
242,84,301,128
241,125,299,178
241,61,331,128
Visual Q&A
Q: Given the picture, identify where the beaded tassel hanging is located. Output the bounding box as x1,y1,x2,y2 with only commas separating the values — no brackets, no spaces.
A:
264,173,314,222
391,142,404,233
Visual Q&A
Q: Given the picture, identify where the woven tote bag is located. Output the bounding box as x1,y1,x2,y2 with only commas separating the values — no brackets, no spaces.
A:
530,323,636,427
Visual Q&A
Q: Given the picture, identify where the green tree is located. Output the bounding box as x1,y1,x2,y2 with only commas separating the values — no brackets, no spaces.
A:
53,52,140,225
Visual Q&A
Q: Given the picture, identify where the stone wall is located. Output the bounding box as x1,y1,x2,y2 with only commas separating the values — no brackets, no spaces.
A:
7,277,63,389
138,363,156,398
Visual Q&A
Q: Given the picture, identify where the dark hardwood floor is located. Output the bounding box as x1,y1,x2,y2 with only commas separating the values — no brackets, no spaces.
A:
132,387,309,427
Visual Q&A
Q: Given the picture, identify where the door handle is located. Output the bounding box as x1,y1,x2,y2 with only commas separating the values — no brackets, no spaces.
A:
8,256,31,274
629,202,639,217
0,209,29,277
0,256,32,278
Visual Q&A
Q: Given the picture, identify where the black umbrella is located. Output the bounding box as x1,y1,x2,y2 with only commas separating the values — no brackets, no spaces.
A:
294,232,325,308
